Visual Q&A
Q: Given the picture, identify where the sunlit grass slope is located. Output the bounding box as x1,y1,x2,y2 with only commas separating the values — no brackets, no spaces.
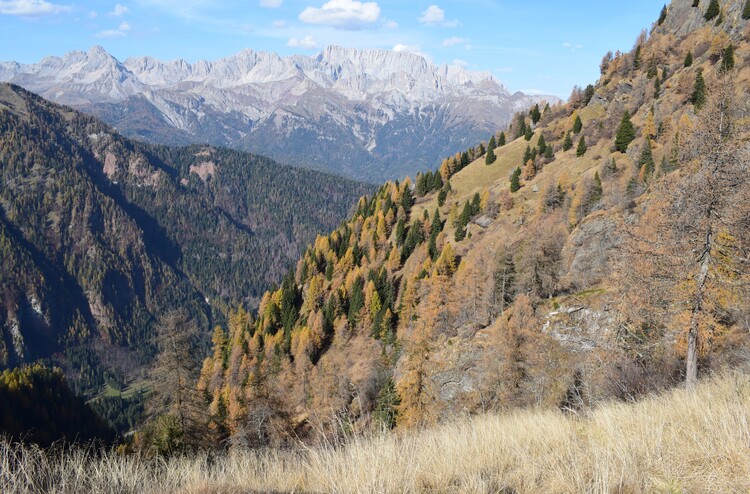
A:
3,372,749,493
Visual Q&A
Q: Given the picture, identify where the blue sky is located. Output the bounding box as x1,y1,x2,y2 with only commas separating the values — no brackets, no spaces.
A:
0,0,665,98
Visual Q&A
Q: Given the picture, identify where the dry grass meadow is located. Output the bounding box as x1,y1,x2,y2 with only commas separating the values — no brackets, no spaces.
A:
2,372,749,494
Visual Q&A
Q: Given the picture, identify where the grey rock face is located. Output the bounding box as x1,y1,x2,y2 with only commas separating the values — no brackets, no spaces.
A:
563,214,622,291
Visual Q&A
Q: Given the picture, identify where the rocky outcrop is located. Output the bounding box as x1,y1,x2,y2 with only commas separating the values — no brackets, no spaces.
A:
562,213,622,291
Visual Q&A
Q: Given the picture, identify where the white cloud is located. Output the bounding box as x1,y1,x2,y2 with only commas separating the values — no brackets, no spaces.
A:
287,35,317,49
110,3,129,16
260,0,282,7
0,0,71,16
382,18,397,29
418,4,460,27
392,44,429,59
392,43,419,53
442,36,468,47
299,0,380,30
95,20,131,38
88,9,97,18
451,59,468,68
272,19,287,28
562,41,583,50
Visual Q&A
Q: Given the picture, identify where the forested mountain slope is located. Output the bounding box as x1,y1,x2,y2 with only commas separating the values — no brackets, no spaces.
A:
198,0,750,446
0,83,371,393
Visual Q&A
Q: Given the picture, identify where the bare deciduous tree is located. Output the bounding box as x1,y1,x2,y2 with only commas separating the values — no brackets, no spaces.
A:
147,309,210,452
619,75,750,388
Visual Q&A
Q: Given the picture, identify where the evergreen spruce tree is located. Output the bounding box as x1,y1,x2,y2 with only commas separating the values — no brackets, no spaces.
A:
522,145,532,166
524,126,533,141
704,0,720,20
400,186,414,213
530,104,542,124
563,131,573,151
471,192,481,215
654,75,661,98
573,115,583,134
691,69,707,109
658,4,668,25
428,233,438,261
437,187,448,207
639,142,655,178
395,218,406,246
433,171,443,190
544,145,554,160
514,114,527,139
744,0,750,20
615,111,636,153
583,84,595,106
485,146,496,165
488,135,497,150
684,51,693,67
537,134,547,155
721,45,735,72
510,167,522,193
498,132,506,146
430,208,443,237
576,136,588,157
373,378,400,429
454,201,472,242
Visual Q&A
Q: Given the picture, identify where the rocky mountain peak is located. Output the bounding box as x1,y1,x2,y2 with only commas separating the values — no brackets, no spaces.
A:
0,45,555,181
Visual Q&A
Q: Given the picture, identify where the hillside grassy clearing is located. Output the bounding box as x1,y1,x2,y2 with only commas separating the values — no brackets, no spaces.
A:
2,372,749,493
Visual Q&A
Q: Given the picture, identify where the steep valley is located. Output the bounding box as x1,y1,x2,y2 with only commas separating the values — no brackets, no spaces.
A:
0,83,371,396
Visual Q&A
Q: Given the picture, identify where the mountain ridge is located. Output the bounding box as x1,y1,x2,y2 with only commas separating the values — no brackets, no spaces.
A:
0,45,556,182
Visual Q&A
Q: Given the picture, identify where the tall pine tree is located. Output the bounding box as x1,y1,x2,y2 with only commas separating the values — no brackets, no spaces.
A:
510,167,522,193
721,45,735,72
563,131,573,151
573,115,583,134
576,136,588,157
485,146,496,165
658,4,668,25
615,111,636,153
684,51,693,67
691,69,707,109
704,0,720,20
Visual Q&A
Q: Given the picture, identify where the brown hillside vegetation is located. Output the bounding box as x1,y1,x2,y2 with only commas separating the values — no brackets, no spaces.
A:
3,373,750,493
184,0,750,450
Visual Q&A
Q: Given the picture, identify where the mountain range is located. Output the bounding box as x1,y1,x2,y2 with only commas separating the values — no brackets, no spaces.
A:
0,83,370,394
0,46,555,182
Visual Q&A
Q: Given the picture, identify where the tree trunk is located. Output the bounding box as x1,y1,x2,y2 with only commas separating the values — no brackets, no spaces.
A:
686,230,712,388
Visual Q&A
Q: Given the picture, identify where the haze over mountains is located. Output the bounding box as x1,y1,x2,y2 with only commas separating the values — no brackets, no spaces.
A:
0,46,555,182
